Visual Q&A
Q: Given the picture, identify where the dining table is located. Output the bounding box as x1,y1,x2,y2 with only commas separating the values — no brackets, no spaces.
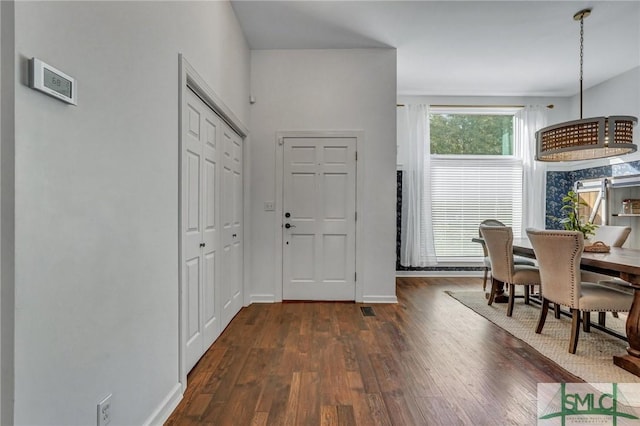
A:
474,235,640,376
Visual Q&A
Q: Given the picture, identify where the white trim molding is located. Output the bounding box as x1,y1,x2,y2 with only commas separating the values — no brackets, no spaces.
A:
142,383,182,426
250,294,277,304
361,295,398,304
396,271,484,278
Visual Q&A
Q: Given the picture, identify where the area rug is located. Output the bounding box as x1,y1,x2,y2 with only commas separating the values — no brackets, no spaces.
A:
447,290,640,383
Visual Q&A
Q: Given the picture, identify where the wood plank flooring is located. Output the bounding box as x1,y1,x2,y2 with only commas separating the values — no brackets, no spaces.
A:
165,277,580,425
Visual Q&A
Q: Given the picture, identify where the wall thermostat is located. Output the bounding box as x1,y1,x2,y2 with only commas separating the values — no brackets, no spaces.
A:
29,58,77,105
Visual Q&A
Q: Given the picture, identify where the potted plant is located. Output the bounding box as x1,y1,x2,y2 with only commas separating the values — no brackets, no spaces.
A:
555,189,598,241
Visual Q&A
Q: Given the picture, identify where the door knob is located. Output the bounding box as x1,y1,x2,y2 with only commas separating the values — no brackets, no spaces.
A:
285,223,296,229
285,212,291,218
232,233,237,238
199,242,206,247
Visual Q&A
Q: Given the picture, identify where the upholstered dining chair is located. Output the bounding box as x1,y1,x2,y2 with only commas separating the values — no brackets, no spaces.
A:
581,225,632,284
479,219,535,291
593,225,632,247
480,225,541,317
581,225,633,325
526,228,633,354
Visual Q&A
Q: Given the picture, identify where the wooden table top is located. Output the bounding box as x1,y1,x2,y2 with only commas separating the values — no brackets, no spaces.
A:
473,236,640,285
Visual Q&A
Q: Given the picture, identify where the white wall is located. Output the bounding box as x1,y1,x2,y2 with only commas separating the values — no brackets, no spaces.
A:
13,2,249,425
566,66,640,169
249,49,397,303
0,2,16,424
576,67,640,120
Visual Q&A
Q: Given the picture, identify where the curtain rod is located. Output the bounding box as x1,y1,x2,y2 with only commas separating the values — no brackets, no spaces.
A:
396,103,555,109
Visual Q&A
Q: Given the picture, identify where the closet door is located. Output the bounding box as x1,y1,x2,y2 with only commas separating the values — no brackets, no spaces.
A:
182,89,221,372
221,122,243,326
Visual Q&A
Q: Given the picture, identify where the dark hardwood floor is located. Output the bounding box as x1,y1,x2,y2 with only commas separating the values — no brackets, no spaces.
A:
165,277,580,425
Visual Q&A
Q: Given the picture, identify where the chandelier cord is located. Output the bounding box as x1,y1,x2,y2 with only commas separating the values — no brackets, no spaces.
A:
579,14,584,119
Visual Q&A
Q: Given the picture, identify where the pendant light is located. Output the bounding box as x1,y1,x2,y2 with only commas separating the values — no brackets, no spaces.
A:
535,8,637,162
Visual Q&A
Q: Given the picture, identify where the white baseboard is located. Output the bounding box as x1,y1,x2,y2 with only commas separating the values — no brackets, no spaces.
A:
250,294,276,303
396,270,483,278
361,295,398,304
143,382,182,426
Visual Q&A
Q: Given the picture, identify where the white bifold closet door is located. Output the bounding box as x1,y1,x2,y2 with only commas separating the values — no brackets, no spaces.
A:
221,122,243,327
182,88,243,372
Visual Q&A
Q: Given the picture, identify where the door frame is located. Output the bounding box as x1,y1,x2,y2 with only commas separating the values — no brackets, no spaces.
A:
178,55,249,391
274,131,365,302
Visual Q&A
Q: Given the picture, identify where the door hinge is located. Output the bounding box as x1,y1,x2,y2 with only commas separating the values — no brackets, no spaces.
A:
355,211,357,221
355,272,357,281
355,151,358,161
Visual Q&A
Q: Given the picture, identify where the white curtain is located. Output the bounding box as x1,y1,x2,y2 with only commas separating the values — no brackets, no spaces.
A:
515,106,548,232
398,104,437,266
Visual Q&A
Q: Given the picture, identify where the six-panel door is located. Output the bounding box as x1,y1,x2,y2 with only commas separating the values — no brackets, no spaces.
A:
282,137,356,300
183,89,243,372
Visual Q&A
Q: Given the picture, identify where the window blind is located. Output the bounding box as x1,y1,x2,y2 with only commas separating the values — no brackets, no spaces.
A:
430,156,523,260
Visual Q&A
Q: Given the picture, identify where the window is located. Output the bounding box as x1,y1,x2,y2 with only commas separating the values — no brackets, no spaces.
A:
429,107,523,261
430,112,514,155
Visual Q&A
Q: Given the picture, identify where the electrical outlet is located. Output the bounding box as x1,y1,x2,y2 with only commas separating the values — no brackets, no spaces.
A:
97,394,112,426
264,201,275,211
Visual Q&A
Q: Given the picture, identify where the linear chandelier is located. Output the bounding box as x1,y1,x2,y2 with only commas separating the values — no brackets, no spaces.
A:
536,8,637,162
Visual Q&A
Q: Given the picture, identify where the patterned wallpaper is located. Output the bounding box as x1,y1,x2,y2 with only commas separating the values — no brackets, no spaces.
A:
545,160,640,229
396,171,402,269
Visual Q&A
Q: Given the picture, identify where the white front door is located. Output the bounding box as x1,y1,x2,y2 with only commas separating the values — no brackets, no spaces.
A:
221,122,243,325
282,137,357,300
182,89,221,371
